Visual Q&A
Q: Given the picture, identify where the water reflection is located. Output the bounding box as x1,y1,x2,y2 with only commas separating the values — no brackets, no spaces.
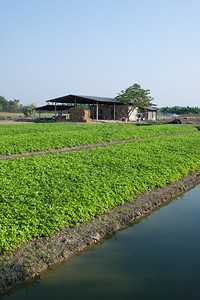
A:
2,185,200,300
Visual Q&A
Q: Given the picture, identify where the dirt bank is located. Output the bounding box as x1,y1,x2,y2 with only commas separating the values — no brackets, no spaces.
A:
0,170,200,296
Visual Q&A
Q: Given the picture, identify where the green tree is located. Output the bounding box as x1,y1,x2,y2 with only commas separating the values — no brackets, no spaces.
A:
160,106,200,115
0,96,10,110
115,83,154,119
9,99,20,111
21,104,36,117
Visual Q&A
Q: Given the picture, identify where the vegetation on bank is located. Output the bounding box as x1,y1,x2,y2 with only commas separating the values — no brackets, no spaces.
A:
0,123,197,155
0,132,199,253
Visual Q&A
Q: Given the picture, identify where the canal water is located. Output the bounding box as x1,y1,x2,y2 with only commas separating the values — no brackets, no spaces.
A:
2,185,200,300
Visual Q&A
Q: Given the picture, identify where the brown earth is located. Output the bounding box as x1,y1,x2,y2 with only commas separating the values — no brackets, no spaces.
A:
0,170,200,296
178,114,200,125
1,113,200,125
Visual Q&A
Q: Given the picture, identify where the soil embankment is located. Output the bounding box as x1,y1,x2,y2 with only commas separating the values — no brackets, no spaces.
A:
0,170,200,296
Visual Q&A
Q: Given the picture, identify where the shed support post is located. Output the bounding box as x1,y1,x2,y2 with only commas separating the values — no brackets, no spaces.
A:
93,101,94,120
55,102,57,118
96,102,98,122
114,103,116,120
74,97,77,107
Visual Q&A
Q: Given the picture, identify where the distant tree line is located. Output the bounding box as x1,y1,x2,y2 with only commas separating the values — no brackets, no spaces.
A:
0,96,36,116
0,96,21,111
160,106,200,115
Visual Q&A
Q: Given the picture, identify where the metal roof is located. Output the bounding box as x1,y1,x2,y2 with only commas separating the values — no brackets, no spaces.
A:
46,94,123,105
145,106,158,111
35,105,72,111
45,94,157,111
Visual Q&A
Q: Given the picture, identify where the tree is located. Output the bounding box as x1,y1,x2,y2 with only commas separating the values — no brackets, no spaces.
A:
160,106,200,115
0,96,10,110
115,83,154,120
0,97,21,111
21,104,36,117
9,99,20,111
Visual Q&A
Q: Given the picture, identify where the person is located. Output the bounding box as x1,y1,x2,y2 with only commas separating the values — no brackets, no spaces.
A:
137,113,141,122
59,111,63,116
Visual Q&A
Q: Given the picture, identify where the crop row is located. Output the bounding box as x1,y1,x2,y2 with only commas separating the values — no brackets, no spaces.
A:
0,132,199,252
0,123,197,155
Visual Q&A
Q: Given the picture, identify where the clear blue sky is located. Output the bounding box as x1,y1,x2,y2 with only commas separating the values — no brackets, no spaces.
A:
1,0,200,107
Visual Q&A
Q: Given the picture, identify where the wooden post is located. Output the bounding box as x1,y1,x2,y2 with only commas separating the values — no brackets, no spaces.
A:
74,97,76,107
96,102,98,122
114,103,116,120
93,101,94,120
55,102,57,118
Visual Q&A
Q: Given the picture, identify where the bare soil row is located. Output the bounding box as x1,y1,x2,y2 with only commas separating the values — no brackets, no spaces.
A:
0,131,196,160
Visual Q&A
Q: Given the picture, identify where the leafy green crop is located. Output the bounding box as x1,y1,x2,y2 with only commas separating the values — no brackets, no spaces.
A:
0,123,197,155
0,132,199,252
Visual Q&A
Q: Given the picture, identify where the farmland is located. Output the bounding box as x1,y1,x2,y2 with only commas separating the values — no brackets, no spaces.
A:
0,123,198,155
0,132,200,253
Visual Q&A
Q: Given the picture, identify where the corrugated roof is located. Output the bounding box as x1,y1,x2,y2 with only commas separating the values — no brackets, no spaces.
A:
35,105,72,111
78,95,118,103
46,94,122,105
145,106,158,111
45,94,157,110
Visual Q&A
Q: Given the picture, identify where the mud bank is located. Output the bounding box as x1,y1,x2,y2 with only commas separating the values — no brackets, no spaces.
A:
0,170,200,296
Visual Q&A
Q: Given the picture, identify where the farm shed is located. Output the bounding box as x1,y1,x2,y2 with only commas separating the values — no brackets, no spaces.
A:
46,94,138,121
35,104,72,120
35,104,72,113
141,106,158,121
35,104,72,111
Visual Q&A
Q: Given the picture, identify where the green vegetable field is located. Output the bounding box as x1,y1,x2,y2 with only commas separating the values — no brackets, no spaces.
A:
0,132,200,252
0,123,197,155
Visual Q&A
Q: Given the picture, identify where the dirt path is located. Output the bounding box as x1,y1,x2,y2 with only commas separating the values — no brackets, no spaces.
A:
0,131,197,160
0,170,200,296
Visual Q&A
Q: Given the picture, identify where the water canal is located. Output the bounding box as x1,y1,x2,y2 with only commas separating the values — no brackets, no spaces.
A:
2,185,200,300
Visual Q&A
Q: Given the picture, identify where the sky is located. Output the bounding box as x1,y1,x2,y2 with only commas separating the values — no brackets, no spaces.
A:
1,0,200,108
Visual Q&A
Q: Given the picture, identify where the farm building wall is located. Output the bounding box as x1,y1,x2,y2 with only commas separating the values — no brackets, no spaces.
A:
89,105,138,121
89,105,113,120
115,105,137,121
128,106,138,121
